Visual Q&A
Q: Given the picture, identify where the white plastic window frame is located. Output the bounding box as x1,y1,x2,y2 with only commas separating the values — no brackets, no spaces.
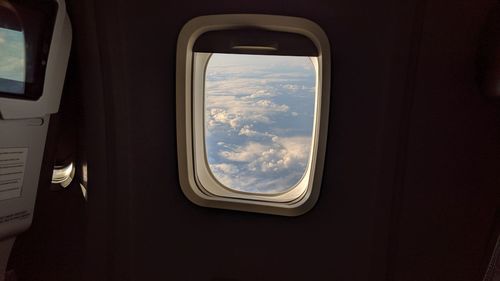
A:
176,14,331,216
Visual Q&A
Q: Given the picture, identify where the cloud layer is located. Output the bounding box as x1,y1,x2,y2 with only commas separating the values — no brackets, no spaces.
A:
204,54,316,193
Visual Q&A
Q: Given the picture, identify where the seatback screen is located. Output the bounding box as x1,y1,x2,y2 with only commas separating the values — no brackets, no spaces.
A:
0,1,58,100
0,27,25,95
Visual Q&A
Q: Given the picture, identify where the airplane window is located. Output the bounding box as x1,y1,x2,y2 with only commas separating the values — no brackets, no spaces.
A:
176,15,330,215
0,27,25,95
204,54,316,194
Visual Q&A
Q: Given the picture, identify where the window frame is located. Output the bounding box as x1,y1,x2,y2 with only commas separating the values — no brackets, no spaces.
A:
176,14,331,216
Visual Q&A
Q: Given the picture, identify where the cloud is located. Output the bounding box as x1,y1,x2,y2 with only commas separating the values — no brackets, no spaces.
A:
283,84,300,91
241,89,276,100
207,108,241,129
210,163,239,175
238,125,258,137
216,136,311,190
273,136,312,168
208,170,260,191
253,136,311,172
205,96,289,130
204,53,316,193
255,99,289,111
219,142,268,162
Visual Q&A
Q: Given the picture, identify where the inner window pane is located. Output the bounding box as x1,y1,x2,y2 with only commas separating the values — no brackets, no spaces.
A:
0,27,25,95
204,53,316,194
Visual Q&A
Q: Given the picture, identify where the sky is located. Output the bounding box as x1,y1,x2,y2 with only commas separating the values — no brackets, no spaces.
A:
0,27,25,94
204,53,317,194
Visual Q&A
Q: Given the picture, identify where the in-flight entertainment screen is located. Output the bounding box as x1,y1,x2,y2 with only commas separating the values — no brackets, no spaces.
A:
0,27,26,95
0,1,58,100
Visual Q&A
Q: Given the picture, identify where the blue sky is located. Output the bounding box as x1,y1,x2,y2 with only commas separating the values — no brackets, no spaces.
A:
0,27,25,82
204,53,316,193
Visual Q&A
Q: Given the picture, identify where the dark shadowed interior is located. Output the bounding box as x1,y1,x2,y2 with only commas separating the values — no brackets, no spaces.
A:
6,0,500,280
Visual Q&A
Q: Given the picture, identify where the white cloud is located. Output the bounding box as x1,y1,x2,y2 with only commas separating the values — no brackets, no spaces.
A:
241,89,276,100
283,84,300,91
204,53,316,193
204,55,312,133
219,142,268,162
255,99,289,111
218,136,311,174
255,136,311,172
207,108,241,129
210,163,239,175
273,136,312,168
238,125,258,137
205,95,289,130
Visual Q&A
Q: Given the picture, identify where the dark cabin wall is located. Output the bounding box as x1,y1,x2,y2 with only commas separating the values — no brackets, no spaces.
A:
69,0,499,280
7,0,500,280
389,1,500,280
72,0,417,280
